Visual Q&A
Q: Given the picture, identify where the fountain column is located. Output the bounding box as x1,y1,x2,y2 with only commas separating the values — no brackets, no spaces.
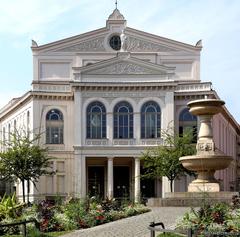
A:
180,99,233,192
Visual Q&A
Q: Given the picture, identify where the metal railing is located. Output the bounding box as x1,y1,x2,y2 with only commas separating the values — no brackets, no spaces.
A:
148,221,192,237
0,218,40,237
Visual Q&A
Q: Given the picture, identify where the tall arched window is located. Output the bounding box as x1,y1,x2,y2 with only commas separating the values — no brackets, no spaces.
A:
114,101,133,139
8,123,11,141
46,109,64,144
87,101,106,139
179,108,197,142
3,127,5,144
141,101,161,138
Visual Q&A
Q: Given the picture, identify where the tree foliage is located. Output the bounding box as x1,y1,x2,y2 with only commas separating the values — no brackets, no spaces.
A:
0,131,54,202
141,128,196,192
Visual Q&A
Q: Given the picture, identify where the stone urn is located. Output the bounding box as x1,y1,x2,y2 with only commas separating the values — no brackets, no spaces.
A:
179,99,233,192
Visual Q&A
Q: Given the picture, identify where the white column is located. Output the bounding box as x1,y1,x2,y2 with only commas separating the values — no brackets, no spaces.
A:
107,157,114,199
134,157,141,203
162,176,172,197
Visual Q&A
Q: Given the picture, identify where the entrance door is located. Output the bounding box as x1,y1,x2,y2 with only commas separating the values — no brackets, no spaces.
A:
141,167,155,198
88,166,104,198
114,166,130,198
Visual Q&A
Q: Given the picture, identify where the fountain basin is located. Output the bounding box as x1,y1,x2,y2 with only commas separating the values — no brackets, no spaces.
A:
180,155,232,171
187,99,225,116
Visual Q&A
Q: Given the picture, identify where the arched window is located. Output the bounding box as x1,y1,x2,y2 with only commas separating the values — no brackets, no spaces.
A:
3,127,5,143
179,108,197,142
46,109,64,144
114,101,133,139
8,123,11,141
141,101,161,138
87,101,106,139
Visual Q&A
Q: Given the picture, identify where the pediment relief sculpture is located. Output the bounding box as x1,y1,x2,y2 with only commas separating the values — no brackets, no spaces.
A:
125,36,177,52
56,36,106,52
84,62,165,75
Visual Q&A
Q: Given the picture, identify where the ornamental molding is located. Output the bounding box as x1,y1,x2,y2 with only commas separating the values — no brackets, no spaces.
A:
82,91,165,98
126,36,178,52
84,62,161,75
56,36,106,52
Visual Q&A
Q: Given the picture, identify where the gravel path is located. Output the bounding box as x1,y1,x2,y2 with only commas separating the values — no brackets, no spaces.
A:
62,207,189,237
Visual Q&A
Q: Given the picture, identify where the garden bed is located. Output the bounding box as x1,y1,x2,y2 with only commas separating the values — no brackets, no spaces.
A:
176,195,240,236
0,194,150,236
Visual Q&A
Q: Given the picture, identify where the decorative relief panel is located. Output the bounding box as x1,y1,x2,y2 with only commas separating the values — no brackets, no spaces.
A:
197,142,214,152
33,84,71,92
56,37,105,52
85,62,161,75
82,91,165,99
126,36,177,52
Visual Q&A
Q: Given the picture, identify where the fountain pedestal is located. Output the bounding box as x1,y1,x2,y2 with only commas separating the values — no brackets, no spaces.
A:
180,99,233,192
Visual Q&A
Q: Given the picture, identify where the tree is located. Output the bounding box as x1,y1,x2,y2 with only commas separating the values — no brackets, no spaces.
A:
0,131,54,203
141,128,196,192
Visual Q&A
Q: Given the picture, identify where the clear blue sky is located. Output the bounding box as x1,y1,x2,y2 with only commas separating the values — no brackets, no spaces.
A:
0,0,239,122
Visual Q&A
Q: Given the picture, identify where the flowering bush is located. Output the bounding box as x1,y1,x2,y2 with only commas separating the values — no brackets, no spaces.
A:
177,198,240,236
0,195,150,235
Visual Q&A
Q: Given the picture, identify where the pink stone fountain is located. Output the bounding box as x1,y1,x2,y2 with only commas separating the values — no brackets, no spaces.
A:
180,99,233,192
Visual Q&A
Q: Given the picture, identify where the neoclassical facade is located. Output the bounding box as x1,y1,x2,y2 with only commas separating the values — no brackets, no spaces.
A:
0,8,239,201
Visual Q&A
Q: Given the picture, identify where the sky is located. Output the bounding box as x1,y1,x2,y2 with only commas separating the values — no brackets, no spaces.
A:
0,0,239,122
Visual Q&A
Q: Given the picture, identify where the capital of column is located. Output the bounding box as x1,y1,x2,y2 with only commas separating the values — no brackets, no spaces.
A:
108,157,114,161
134,157,140,162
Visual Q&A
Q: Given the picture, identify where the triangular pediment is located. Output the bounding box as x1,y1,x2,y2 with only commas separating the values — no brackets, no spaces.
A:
74,53,175,76
32,27,200,53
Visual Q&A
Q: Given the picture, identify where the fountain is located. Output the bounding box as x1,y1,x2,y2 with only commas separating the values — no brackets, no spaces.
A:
147,98,237,207
180,99,233,192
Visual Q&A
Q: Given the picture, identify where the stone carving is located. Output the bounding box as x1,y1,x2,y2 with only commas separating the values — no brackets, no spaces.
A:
198,142,213,152
56,37,105,52
85,62,160,75
126,36,177,52
120,29,127,52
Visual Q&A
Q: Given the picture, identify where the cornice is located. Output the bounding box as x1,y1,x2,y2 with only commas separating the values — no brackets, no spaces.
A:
31,27,107,52
0,91,33,121
71,81,178,92
126,27,202,52
32,91,74,101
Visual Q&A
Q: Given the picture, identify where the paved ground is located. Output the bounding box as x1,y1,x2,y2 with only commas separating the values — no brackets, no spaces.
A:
62,207,189,237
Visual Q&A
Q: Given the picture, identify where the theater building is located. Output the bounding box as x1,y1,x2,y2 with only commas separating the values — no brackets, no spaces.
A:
0,8,239,201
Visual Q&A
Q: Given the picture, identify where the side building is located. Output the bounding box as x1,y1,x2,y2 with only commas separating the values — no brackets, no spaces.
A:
0,8,239,201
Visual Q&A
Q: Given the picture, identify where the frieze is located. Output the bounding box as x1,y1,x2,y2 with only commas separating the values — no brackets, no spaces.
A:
126,36,177,52
85,62,160,75
56,37,105,52
82,91,165,98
